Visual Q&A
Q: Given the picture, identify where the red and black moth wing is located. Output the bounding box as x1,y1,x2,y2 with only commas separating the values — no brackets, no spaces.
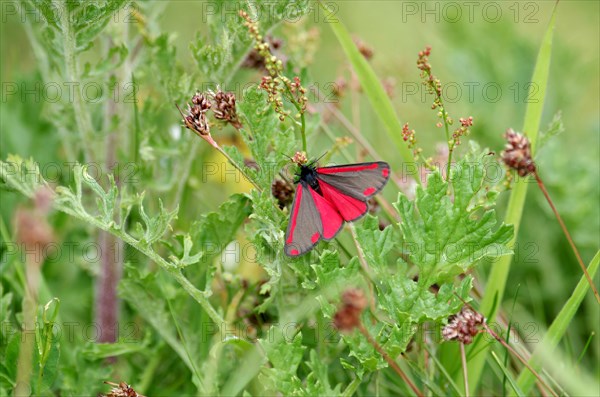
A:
316,161,390,221
284,181,344,256
284,161,390,257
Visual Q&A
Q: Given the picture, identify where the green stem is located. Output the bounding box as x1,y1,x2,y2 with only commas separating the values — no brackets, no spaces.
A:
300,111,307,154
283,83,307,156
341,376,362,397
1,165,226,326
58,0,95,163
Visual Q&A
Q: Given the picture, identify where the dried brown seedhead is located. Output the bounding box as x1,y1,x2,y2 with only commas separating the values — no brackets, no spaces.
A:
442,306,485,345
178,93,211,136
101,381,144,397
501,128,536,177
271,179,294,209
211,90,242,129
333,288,367,332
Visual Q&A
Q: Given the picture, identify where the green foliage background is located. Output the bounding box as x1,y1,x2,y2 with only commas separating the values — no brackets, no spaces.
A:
0,1,598,395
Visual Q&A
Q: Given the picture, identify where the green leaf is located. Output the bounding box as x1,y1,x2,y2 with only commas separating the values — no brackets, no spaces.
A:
80,333,150,360
236,87,295,188
258,332,305,395
355,216,399,271
378,276,472,324
394,151,513,285
466,4,558,392
323,4,416,178
514,250,600,394
190,193,252,266
71,0,129,51
303,349,342,396
118,264,196,373
137,196,178,245
537,111,564,151
82,43,129,78
0,156,49,198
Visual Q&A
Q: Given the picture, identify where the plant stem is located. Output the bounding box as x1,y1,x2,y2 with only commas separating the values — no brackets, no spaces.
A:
484,324,558,397
2,166,227,327
341,376,362,397
14,264,38,396
214,142,262,192
357,322,424,397
534,172,600,303
439,105,454,181
300,111,307,154
95,35,125,345
460,343,469,397
176,104,262,192
58,0,95,163
283,83,307,155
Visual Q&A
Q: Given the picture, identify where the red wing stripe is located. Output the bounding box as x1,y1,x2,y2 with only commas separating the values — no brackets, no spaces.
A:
286,186,303,244
317,163,379,174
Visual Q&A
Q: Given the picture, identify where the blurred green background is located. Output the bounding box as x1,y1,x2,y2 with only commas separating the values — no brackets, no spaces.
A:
1,0,598,389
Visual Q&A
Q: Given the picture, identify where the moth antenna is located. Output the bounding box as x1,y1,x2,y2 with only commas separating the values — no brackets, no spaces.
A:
279,152,294,161
309,151,328,166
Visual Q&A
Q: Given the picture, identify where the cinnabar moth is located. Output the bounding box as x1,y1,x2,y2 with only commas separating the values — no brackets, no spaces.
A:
284,160,390,257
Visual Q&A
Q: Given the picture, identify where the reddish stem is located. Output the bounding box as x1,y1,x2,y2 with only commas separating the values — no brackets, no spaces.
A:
357,322,424,397
534,172,600,303
483,324,558,397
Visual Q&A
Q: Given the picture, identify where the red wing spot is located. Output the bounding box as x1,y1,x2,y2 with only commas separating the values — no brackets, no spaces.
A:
290,249,299,255
311,232,320,243
363,187,376,196
382,168,389,178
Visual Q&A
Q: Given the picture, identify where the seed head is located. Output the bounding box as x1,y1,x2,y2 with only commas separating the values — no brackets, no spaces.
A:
101,381,143,397
442,306,485,344
501,128,536,177
212,90,242,129
271,179,294,209
180,93,211,136
333,288,367,332
353,37,374,60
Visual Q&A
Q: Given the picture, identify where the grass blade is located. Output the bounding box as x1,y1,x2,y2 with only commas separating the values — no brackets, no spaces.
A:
463,2,558,393
514,250,600,394
321,2,417,180
491,351,525,397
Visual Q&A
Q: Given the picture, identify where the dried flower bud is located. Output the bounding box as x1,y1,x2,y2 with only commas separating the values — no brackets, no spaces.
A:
333,288,367,332
192,92,211,111
501,128,536,177
101,381,143,397
353,37,374,60
383,78,396,99
442,306,485,344
291,151,307,165
180,93,211,136
271,179,294,209
14,196,54,256
212,90,242,129
331,77,347,98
